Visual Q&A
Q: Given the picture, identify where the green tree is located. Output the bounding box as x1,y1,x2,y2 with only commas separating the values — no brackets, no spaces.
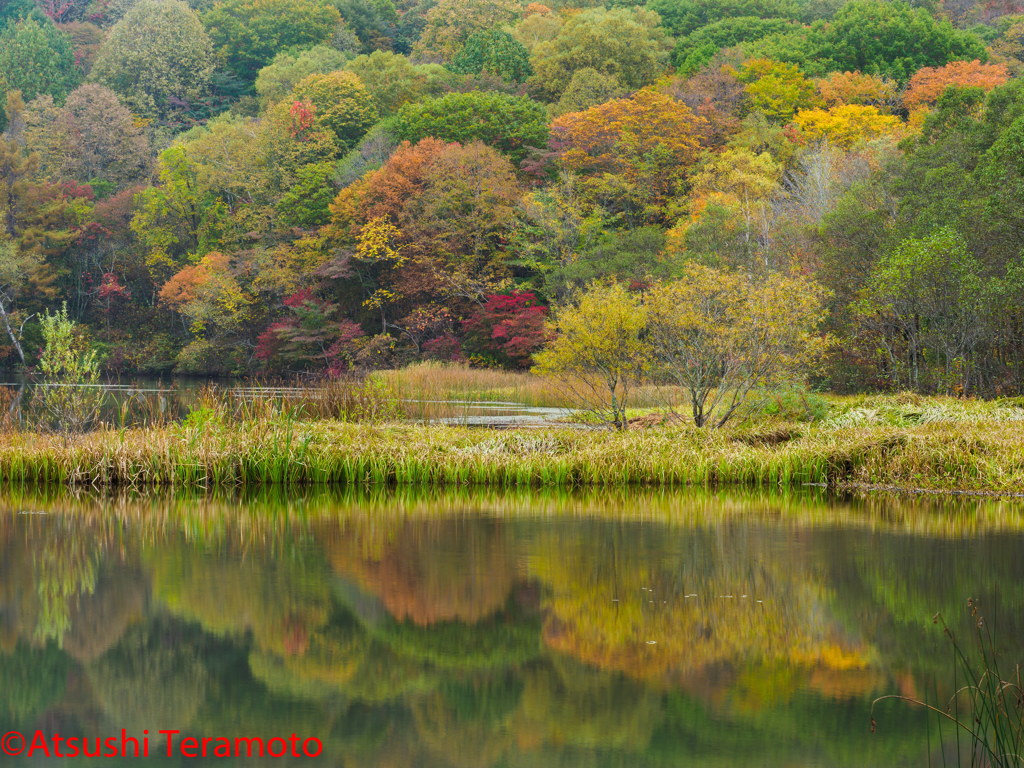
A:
254,45,353,108
671,16,798,70
825,0,986,82
89,0,215,119
528,7,671,102
330,0,399,52
450,27,532,82
201,0,342,82
533,280,649,430
290,70,378,151
0,15,80,103
550,67,626,117
395,91,547,162
734,58,821,121
854,228,990,393
412,0,521,62
33,302,105,434
345,50,450,115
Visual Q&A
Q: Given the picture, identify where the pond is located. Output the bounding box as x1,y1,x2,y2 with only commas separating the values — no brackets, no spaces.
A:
1,486,1021,766
0,377,573,427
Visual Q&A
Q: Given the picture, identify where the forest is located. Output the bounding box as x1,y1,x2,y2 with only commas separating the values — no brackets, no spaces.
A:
1,0,1024,396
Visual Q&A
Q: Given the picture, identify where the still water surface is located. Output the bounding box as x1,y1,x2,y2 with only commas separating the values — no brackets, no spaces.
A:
1,487,1022,766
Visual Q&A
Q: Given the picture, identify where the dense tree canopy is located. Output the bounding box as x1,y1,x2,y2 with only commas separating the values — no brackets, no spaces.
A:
0,0,1019,391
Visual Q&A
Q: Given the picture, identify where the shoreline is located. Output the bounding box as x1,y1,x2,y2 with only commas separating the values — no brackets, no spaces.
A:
0,420,1020,494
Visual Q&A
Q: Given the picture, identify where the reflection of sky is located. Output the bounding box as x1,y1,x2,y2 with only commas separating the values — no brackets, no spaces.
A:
1,489,1022,767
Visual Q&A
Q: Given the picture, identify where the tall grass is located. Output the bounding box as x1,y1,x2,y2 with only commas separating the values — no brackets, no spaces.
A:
872,599,1024,767
0,418,1021,491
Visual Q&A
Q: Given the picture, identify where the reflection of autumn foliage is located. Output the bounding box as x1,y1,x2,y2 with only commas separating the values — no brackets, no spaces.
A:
87,617,210,733
323,519,517,626
249,623,368,698
529,526,872,692
509,655,662,752
62,565,146,662
411,676,519,768
147,540,331,657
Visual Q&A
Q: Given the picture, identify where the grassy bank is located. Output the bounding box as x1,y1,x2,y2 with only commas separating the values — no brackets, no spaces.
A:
1,416,1022,492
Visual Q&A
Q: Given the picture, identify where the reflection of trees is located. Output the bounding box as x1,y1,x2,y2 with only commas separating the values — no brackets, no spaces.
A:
249,622,368,699
509,655,663,753
0,642,69,730
323,519,517,626
147,539,332,657
824,529,1024,682
529,524,872,691
62,565,146,662
411,674,521,768
86,616,210,733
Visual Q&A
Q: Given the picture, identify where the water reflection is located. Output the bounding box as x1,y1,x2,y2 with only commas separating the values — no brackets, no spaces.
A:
1,487,1022,766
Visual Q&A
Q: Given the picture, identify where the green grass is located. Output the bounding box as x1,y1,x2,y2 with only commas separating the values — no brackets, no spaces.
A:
0,416,1023,491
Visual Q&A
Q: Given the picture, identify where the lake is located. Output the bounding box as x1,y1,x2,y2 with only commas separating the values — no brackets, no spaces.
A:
1,486,1021,766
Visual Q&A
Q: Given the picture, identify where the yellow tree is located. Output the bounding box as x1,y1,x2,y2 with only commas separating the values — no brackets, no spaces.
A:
792,104,902,148
682,147,782,267
533,280,648,430
645,265,830,427
549,88,705,222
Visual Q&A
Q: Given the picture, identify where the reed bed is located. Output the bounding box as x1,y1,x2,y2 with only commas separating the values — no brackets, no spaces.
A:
0,418,1023,492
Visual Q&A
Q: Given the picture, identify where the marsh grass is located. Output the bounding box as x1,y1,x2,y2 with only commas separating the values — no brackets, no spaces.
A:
872,599,1024,767
0,417,1023,491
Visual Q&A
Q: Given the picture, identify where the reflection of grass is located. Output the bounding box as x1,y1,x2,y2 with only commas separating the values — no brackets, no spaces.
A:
873,600,1024,767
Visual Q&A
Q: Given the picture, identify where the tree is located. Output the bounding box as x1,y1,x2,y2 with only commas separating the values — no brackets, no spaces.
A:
550,67,626,117
89,0,215,119
816,70,898,108
527,8,671,102
55,84,150,188
290,70,378,152
533,280,648,430
549,89,704,222
462,292,547,367
412,0,521,63
854,227,990,393
395,91,547,163
825,0,987,82
734,58,821,121
450,28,532,82
0,15,80,102
330,0,399,52
344,51,448,115
647,0,802,38
680,147,782,267
671,16,799,72
0,238,43,364
792,104,902,147
254,45,353,108
645,265,829,427
903,60,1010,111
33,302,105,434
201,0,342,82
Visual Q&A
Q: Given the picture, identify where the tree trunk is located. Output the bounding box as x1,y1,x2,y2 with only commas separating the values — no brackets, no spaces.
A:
0,295,25,365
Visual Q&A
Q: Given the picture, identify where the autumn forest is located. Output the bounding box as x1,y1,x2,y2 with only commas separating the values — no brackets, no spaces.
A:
1,0,1023,394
